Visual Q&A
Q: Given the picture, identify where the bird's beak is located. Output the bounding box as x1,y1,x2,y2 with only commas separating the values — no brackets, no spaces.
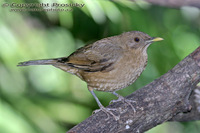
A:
151,37,164,42
146,37,164,44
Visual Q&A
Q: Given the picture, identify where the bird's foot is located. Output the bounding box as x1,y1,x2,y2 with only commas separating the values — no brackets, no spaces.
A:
110,96,136,113
93,107,120,121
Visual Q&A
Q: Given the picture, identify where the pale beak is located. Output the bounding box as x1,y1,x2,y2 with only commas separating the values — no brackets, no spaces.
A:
151,37,164,42
146,37,164,44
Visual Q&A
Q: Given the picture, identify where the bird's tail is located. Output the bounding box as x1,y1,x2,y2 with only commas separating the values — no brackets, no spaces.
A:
17,58,67,66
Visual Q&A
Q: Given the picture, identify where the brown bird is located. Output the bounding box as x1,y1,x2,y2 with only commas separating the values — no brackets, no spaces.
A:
17,31,163,120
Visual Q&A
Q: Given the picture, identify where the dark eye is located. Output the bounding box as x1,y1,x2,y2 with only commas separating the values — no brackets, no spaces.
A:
134,37,140,42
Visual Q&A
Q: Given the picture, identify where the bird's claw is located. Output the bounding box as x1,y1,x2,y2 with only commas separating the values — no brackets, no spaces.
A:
110,97,136,113
93,107,120,121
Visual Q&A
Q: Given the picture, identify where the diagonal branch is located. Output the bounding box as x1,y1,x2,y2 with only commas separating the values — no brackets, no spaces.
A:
67,46,200,133
169,87,200,122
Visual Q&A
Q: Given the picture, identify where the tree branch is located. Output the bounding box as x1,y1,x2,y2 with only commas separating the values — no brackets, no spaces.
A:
67,46,200,133
169,87,200,122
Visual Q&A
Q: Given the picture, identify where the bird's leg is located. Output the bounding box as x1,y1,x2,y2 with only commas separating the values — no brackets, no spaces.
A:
89,90,120,120
110,92,136,112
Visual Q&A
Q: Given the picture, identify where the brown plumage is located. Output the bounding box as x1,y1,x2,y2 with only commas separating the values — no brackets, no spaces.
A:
17,31,163,120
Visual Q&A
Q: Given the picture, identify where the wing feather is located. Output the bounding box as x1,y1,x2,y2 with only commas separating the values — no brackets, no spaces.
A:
60,41,123,72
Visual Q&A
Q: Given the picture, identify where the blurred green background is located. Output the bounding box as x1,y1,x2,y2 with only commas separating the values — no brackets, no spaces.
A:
0,0,200,133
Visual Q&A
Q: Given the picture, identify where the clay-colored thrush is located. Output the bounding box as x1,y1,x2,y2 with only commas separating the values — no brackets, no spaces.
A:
18,31,163,120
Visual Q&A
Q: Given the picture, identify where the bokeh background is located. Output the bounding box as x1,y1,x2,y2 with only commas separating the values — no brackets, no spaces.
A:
0,0,200,133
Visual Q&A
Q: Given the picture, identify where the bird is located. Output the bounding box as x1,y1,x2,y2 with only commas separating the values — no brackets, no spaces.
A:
17,31,163,120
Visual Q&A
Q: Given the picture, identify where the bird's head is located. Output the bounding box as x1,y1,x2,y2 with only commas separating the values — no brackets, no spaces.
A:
121,31,163,51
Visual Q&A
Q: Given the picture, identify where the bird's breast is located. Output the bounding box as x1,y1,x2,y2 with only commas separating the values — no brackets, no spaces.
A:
83,51,148,92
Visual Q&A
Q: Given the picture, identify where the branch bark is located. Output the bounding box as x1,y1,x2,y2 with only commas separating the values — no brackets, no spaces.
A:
67,47,200,133
169,88,200,122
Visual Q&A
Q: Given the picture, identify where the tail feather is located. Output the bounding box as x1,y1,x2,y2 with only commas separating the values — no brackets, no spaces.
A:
17,58,65,66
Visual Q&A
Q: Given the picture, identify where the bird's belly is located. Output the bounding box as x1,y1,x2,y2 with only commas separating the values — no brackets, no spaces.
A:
84,66,145,92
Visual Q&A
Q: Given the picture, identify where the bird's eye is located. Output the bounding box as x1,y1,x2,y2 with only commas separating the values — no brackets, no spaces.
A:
134,37,140,42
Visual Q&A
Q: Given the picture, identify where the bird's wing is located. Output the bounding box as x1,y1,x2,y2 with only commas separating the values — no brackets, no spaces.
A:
60,42,123,72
